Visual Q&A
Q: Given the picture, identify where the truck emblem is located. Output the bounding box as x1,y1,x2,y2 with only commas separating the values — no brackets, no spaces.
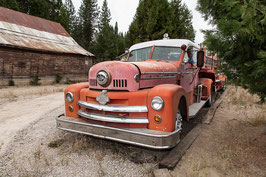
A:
96,90,110,105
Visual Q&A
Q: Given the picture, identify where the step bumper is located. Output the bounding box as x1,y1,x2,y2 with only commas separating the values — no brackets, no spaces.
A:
56,114,180,149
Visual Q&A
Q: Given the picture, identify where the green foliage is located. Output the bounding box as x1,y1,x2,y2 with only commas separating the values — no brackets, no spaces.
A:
197,0,266,102
125,0,195,47
77,0,99,50
90,0,125,62
30,75,41,86
55,74,62,84
64,0,77,35
8,80,15,86
48,139,64,148
0,0,19,10
1,0,70,32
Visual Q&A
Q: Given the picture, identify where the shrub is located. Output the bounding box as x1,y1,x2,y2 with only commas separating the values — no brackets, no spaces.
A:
30,75,41,86
65,77,74,84
55,74,62,84
8,80,15,86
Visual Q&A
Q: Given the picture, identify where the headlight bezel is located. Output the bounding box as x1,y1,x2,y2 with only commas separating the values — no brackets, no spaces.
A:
96,70,111,87
151,96,164,111
66,91,74,103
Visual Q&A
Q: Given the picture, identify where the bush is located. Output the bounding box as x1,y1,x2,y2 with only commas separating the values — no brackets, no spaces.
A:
55,74,62,84
30,75,41,86
65,77,74,84
8,80,15,86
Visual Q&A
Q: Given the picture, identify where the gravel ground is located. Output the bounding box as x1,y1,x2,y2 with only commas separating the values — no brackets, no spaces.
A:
0,86,159,177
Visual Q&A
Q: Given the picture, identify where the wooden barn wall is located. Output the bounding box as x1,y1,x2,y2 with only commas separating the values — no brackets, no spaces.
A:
0,47,92,79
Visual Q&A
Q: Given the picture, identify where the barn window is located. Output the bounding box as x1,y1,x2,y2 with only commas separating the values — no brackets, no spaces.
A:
85,60,89,65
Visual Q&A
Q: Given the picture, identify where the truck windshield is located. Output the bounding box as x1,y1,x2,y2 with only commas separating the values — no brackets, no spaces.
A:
152,47,181,61
128,47,152,61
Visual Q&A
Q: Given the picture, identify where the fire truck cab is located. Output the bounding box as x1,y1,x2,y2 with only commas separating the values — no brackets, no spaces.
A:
56,38,226,149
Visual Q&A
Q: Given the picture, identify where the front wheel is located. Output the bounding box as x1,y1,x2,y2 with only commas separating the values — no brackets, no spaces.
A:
175,98,187,131
175,108,182,130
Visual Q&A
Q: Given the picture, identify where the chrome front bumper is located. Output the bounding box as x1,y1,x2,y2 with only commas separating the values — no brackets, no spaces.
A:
56,114,180,149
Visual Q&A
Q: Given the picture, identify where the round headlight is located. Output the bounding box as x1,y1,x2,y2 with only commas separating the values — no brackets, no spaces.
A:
66,92,74,103
96,70,111,87
151,96,164,111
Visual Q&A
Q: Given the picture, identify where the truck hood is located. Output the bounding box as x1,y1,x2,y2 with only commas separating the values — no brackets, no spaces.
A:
89,60,179,92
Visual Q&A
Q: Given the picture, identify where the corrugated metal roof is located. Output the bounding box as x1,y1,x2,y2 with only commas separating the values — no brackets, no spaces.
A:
0,7,94,56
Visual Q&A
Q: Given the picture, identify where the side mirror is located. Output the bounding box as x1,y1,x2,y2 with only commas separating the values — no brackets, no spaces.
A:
197,51,204,68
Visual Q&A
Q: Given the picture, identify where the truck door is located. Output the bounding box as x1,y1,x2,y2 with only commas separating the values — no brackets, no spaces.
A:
181,47,199,92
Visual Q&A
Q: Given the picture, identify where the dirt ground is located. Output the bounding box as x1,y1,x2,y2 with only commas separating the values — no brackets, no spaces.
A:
0,85,265,177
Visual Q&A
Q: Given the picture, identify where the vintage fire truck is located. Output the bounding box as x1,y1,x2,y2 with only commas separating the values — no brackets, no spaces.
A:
56,37,226,149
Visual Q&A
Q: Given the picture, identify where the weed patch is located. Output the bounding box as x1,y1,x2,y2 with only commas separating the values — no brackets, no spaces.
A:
48,139,64,148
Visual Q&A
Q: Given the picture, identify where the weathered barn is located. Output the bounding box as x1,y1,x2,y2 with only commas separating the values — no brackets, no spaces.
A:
0,7,94,86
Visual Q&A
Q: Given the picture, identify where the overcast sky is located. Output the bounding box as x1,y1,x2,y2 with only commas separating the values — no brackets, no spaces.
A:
71,0,213,45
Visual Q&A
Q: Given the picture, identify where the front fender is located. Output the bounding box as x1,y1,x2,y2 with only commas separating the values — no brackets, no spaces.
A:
147,84,188,132
64,82,89,118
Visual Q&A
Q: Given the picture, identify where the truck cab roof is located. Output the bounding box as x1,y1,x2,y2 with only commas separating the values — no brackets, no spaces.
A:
129,39,200,52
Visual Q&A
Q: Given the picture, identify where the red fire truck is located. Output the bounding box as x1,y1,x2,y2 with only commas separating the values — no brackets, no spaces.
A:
56,38,226,149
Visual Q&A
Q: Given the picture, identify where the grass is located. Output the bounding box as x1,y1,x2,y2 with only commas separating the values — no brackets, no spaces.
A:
0,84,66,100
48,139,64,148
249,114,266,127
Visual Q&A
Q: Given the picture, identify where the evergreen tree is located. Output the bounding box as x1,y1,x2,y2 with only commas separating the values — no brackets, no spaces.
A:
197,0,266,102
114,22,118,34
78,0,99,49
0,0,19,11
64,0,76,35
126,0,195,47
169,0,195,40
90,0,125,62
1,0,70,32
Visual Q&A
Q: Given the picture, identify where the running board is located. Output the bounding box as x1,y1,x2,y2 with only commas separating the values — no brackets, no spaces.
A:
189,100,207,118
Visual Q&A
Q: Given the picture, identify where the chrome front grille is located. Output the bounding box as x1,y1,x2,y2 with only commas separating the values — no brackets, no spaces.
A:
77,100,149,124
113,79,127,88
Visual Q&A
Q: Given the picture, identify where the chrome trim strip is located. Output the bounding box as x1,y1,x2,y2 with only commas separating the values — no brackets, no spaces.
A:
78,110,149,124
141,71,180,75
183,71,194,74
56,115,181,149
78,100,148,113
140,76,176,80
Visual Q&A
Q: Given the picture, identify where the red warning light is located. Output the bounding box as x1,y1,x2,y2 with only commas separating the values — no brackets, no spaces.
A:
181,44,187,51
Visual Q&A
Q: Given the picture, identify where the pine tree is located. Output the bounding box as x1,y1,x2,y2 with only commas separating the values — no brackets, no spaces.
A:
169,0,195,40
64,0,76,34
197,0,266,102
0,0,19,11
90,0,125,62
2,0,69,32
114,22,118,34
126,0,195,47
78,0,99,50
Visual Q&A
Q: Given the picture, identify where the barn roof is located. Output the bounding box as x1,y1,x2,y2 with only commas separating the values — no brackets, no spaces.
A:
0,7,94,57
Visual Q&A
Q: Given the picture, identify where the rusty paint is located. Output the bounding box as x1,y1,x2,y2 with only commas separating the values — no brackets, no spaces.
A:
0,7,94,56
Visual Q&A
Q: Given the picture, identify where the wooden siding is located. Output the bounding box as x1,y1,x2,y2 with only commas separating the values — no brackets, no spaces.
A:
0,47,92,79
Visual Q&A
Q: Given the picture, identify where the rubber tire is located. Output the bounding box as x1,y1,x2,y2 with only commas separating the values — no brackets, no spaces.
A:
206,86,215,107
175,107,182,130
175,98,187,130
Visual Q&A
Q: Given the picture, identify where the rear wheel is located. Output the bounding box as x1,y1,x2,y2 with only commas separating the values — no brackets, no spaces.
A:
206,85,215,107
